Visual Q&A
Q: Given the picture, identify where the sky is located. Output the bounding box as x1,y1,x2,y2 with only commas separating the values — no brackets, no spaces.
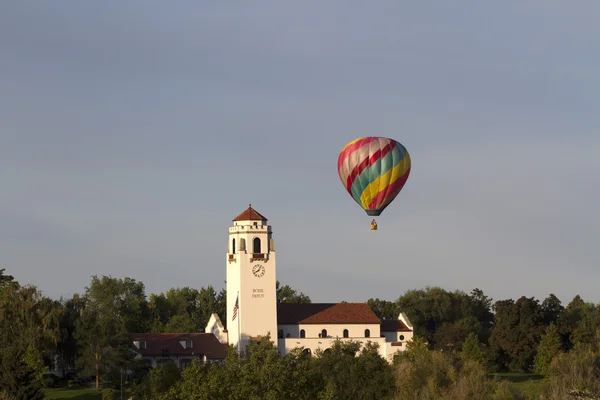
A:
1,1,599,307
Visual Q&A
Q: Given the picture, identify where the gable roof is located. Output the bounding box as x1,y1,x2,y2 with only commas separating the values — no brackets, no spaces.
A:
131,333,227,359
233,205,267,222
277,303,381,325
381,319,412,332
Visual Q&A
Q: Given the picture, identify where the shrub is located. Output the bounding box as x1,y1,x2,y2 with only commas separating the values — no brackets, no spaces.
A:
102,388,116,400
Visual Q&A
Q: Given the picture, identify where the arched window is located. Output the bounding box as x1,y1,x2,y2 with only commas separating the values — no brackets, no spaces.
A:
364,329,370,338
343,329,349,338
232,239,236,253
277,329,283,339
400,335,405,341
300,329,305,338
324,349,331,354
302,348,311,357
253,237,261,253
321,329,328,338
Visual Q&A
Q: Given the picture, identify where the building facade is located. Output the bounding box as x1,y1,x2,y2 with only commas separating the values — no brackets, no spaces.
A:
205,205,414,363
132,205,414,366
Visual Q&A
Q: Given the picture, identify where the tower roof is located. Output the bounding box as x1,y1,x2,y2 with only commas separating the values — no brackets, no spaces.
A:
233,204,267,222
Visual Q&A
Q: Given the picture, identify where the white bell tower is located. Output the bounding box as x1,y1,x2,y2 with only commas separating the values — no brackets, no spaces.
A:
226,205,278,352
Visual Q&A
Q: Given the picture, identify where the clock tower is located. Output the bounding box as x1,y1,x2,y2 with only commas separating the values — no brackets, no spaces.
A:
226,205,278,352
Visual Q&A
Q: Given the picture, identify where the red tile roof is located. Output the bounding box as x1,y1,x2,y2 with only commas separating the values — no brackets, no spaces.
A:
233,205,267,222
131,333,227,359
277,303,381,325
381,319,412,332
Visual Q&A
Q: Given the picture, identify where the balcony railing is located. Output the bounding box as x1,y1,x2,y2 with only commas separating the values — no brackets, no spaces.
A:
251,253,265,261
228,254,235,261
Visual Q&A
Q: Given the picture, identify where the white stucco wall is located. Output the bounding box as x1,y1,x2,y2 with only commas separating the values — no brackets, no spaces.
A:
227,219,278,351
382,330,413,343
278,323,381,339
277,336,408,361
205,314,228,344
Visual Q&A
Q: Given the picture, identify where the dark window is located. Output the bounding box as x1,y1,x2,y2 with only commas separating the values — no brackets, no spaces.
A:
400,335,405,341
321,329,328,338
253,238,261,253
303,348,311,357
300,329,305,338
286,333,291,338
278,329,283,339
343,329,349,338
364,329,370,338
232,239,235,253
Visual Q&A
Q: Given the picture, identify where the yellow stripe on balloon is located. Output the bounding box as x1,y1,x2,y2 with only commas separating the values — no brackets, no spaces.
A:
359,160,409,208
340,137,364,152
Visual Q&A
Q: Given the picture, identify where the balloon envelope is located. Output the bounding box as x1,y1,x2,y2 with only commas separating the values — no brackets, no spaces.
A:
337,137,411,216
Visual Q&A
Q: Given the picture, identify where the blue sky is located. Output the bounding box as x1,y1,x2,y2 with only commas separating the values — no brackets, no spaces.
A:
1,1,599,306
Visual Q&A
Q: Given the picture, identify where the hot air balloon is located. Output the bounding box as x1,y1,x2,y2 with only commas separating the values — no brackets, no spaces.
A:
337,137,411,229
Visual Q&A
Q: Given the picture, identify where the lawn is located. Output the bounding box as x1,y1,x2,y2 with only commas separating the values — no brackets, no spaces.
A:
491,372,546,397
44,387,131,400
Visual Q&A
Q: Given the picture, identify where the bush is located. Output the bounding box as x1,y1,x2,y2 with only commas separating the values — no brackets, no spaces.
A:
102,388,116,400
542,348,600,399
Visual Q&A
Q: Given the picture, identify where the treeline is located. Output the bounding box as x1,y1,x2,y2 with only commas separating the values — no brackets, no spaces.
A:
131,335,600,400
367,287,600,373
0,269,309,398
2,267,600,399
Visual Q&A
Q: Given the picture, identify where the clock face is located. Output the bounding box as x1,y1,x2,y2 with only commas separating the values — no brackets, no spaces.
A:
252,264,265,278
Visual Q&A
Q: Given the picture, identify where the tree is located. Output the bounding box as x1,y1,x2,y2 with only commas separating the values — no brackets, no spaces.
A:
314,340,394,400
55,295,84,375
396,287,473,346
75,275,148,391
533,323,562,375
433,322,469,351
489,296,545,372
276,281,311,304
540,294,563,326
557,295,586,351
367,298,398,319
0,282,59,399
149,286,226,333
460,332,485,364
0,268,15,289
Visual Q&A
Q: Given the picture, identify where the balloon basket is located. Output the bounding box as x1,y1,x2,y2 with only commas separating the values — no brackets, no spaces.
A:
370,222,378,231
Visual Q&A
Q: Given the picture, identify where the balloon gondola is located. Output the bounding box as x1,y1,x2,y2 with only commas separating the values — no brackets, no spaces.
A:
337,137,411,229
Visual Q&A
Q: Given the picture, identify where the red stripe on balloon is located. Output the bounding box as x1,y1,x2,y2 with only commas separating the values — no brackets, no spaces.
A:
367,168,410,210
337,137,380,172
345,141,395,191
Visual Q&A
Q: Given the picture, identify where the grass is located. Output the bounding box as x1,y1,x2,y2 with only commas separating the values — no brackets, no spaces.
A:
44,386,131,400
491,372,546,398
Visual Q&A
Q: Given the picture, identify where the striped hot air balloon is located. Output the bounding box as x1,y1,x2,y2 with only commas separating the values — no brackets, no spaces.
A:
337,137,411,220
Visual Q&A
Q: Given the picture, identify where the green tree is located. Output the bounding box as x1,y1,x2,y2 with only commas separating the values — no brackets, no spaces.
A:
489,296,545,372
314,340,394,400
533,323,562,375
276,281,311,304
570,303,598,351
75,275,148,390
556,294,586,350
540,293,563,326
460,332,485,364
367,298,398,319
433,322,469,351
149,286,226,333
0,283,59,400
0,268,15,289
